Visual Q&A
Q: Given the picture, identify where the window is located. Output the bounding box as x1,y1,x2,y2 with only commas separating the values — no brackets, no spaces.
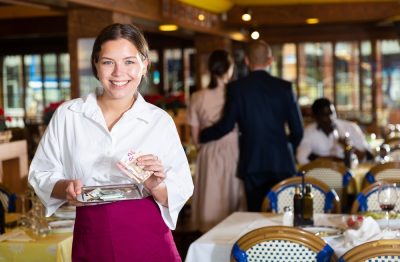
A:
164,49,183,93
282,43,297,95
360,41,373,122
379,40,400,108
298,42,333,106
335,41,360,115
267,39,399,125
24,54,43,121
78,38,98,97
2,53,70,126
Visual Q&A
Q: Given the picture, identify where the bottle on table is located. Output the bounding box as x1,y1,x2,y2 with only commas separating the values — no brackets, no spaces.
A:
343,132,354,168
302,184,314,226
293,186,303,226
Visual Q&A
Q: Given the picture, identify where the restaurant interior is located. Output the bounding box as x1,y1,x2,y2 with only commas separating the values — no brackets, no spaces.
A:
1,0,400,261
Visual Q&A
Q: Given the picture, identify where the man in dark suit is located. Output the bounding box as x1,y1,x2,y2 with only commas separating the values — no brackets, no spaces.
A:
200,40,304,211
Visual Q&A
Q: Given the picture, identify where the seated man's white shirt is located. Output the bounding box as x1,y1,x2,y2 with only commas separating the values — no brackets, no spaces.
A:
296,119,369,165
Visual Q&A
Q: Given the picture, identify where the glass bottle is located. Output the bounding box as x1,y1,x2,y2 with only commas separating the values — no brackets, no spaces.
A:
343,132,353,168
302,184,314,226
293,186,303,226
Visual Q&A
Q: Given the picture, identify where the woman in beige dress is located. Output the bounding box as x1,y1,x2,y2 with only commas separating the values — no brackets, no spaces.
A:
188,50,245,232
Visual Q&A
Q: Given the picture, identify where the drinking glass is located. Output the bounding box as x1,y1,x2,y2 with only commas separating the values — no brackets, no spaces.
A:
16,193,29,228
378,182,397,232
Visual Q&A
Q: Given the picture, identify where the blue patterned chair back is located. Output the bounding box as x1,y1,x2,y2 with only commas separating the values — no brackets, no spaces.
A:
231,226,336,262
351,181,400,213
297,159,355,205
262,177,340,214
362,161,400,189
339,239,400,261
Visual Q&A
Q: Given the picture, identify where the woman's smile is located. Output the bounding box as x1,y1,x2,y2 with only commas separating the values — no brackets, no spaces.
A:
110,80,131,88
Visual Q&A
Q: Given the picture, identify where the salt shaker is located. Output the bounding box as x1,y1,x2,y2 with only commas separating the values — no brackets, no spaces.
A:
283,206,293,226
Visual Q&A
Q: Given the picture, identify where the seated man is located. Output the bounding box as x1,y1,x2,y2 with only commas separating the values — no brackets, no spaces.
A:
297,98,370,165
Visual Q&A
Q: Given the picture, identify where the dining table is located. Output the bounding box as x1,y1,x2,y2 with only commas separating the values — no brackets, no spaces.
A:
0,230,72,262
0,212,73,262
185,211,398,262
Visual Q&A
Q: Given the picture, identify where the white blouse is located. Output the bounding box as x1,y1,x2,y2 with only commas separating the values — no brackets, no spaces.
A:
28,92,193,230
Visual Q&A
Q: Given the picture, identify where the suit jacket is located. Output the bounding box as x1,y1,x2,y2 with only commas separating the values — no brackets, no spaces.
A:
200,70,304,183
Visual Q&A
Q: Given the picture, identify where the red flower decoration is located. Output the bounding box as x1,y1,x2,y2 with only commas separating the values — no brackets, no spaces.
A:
143,94,164,105
43,101,64,125
44,101,64,114
144,93,186,110
0,107,12,121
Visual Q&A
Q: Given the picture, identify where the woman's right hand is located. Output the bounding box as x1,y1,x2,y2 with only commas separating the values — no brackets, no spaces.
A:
65,179,83,202
52,179,83,205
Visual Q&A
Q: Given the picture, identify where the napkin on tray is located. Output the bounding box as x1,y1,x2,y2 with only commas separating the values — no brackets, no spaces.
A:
0,229,35,242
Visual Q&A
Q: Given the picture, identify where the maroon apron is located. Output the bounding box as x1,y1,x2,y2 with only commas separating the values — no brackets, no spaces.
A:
72,197,181,262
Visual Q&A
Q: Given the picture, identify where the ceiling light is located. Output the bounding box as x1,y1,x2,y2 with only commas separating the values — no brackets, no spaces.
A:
250,30,260,40
242,9,252,22
198,14,205,21
158,24,178,32
306,18,319,25
230,32,246,41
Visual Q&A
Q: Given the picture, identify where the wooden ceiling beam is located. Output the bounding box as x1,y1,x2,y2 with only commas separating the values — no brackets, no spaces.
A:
226,2,400,26
68,0,162,23
0,16,66,38
0,5,63,19
257,23,397,44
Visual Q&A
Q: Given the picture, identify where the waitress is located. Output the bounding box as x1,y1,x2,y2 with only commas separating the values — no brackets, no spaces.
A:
28,23,193,261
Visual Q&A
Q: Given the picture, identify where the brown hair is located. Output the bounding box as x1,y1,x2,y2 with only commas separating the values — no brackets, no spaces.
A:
208,50,233,89
91,23,150,80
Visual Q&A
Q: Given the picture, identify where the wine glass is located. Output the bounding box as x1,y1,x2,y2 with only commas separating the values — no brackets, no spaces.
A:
378,182,398,232
16,193,29,228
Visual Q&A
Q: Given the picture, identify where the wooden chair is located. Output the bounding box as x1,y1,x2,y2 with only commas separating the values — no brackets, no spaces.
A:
231,226,337,262
168,108,191,144
362,161,400,189
351,180,400,214
261,176,341,214
383,137,400,148
339,239,400,262
378,137,400,161
388,145,400,161
298,159,356,212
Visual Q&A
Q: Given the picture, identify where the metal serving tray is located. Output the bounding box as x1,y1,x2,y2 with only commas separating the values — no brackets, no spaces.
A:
76,183,144,204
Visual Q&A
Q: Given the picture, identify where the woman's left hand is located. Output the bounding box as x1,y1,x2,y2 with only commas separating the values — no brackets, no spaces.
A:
136,154,165,192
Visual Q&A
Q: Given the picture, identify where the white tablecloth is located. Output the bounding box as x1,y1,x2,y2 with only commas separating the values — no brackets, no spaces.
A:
185,212,351,262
